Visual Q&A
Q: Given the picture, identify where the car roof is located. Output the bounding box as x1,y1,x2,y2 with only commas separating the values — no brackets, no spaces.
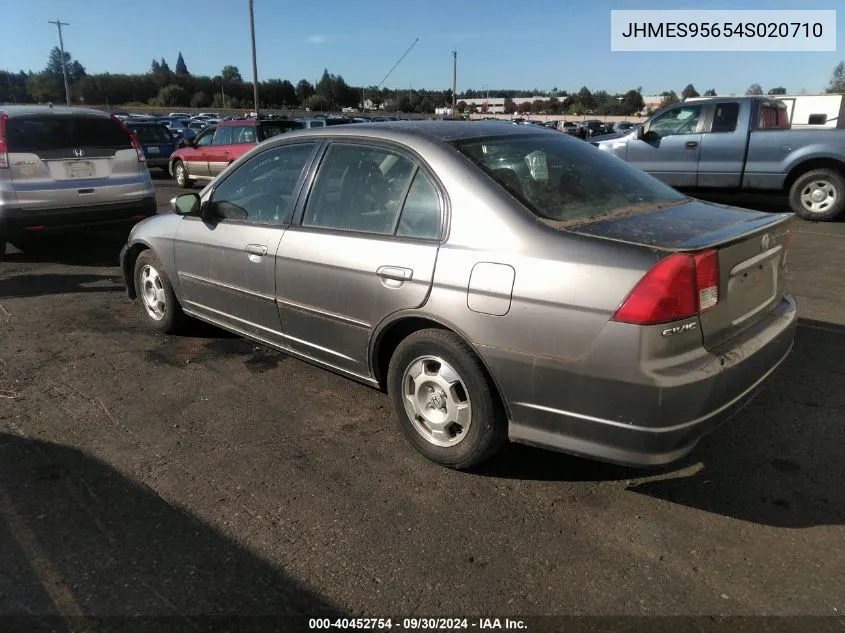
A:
216,119,258,127
0,105,112,119
126,121,169,127
270,120,555,146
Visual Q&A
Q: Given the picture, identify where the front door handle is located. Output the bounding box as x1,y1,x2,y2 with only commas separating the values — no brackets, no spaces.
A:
685,141,699,149
245,244,268,256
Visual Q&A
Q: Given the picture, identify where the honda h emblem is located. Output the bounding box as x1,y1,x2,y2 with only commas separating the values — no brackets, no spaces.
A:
72,148,84,158
761,234,772,251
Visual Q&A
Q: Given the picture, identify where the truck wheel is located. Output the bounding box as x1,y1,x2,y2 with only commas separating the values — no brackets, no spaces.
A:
789,169,845,221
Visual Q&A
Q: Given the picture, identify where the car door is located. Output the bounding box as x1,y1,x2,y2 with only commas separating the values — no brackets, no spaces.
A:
625,103,704,188
696,100,745,188
275,141,444,378
205,126,234,177
210,124,258,176
184,128,214,177
173,141,321,345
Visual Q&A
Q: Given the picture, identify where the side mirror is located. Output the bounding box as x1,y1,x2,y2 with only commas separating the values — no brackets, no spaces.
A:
636,126,645,140
171,193,200,216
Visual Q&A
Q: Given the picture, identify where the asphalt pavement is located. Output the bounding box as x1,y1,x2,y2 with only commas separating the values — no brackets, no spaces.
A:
1,173,843,631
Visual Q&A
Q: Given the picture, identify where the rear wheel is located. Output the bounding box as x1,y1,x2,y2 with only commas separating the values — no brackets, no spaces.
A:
789,168,845,221
387,329,507,470
173,160,192,189
133,250,185,334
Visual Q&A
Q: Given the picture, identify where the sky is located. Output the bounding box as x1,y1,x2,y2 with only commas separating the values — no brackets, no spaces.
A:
2,0,843,96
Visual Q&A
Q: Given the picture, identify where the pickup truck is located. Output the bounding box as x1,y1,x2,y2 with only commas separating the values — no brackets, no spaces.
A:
592,96,845,221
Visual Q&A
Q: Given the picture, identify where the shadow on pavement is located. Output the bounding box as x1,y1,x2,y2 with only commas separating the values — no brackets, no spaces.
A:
0,272,121,299
0,431,343,631
1,233,127,268
480,318,845,528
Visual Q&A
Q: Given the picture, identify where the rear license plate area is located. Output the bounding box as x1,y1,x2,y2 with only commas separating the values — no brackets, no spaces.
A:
727,252,779,326
147,147,161,154
65,160,95,178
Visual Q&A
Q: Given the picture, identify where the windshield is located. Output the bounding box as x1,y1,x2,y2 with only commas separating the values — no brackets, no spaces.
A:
452,134,690,225
260,120,305,139
130,125,173,144
6,116,132,152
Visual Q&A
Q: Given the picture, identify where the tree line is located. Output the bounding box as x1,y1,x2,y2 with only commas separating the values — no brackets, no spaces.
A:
2,50,845,114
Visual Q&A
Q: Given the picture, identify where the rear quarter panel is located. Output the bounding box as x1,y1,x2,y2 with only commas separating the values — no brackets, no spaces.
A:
403,144,658,363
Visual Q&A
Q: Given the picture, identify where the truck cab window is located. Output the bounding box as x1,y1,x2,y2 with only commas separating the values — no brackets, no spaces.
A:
711,103,740,133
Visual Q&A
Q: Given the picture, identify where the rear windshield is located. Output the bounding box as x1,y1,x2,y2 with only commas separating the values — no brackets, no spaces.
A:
452,134,689,226
259,120,305,139
6,116,132,152
129,125,173,144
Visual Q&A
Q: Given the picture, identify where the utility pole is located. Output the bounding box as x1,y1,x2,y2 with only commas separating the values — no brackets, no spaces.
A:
451,50,457,116
248,0,260,117
48,18,71,106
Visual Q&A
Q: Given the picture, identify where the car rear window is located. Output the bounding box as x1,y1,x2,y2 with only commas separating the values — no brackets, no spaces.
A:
260,120,305,139
129,125,173,144
452,134,689,226
6,115,132,152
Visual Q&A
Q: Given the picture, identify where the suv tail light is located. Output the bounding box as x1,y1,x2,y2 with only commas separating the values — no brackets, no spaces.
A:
0,113,8,169
612,249,720,325
112,115,145,163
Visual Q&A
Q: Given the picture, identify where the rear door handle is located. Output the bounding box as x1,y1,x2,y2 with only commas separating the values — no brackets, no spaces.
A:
377,266,413,287
685,141,699,149
377,266,412,281
245,244,268,256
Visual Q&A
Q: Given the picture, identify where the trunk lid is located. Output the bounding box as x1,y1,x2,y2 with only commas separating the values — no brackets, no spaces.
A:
568,200,792,348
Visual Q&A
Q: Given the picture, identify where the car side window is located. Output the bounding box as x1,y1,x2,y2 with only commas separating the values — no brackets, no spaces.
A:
212,127,233,145
396,171,441,240
232,125,257,144
208,142,317,225
195,131,214,147
302,144,416,235
648,105,702,137
711,103,740,133
758,103,790,130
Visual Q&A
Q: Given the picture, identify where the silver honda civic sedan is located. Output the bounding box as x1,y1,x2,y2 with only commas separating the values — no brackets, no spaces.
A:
120,122,797,470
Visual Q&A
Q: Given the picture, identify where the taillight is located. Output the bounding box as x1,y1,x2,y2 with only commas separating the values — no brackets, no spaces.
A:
0,113,8,169
612,249,720,325
693,249,719,312
129,132,146,163
112,115,145,163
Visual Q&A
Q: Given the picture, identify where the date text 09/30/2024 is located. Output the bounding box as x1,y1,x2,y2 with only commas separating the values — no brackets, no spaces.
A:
308,618,528,630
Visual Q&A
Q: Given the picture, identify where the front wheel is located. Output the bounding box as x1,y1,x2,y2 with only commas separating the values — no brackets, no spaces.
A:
133,250,185,334
789,168,845,221
387,329,507,470
173,160,192,189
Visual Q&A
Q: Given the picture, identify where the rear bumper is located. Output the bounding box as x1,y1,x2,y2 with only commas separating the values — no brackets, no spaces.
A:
487,295,798,467
0,198,157,239
145,157,170,168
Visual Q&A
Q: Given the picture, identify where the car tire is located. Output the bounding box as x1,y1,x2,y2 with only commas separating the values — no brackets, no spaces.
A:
789,168,845,221
173,160,192,189
387,328,507,470
133,250,185,334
